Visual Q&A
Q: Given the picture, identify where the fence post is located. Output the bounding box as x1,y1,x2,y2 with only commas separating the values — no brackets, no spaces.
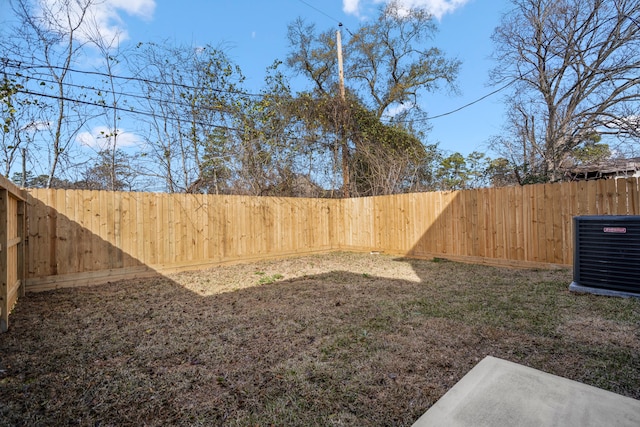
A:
0,188,8,332
17,198,25,298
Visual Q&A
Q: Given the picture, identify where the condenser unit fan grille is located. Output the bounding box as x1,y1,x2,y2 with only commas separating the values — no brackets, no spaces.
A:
572,215,640,294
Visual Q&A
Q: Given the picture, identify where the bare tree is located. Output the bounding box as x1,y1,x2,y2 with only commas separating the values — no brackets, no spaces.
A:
8,0,98,187
491,0,640,181
83,12,128,191
347,1,460,120
77,149,136,190
130,42,242,193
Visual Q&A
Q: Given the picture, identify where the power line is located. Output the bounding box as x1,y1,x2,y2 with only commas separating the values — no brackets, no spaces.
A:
4,70,234,115
2,57,262,98
379,78,515,125
16,88,241,132
295,0,354,35
289,2,516,122
422,66,542,122
14,87,316,145
13,68,517,130
296,0,341,24
4,57,523,128
387,69,538,124
426,78,517,120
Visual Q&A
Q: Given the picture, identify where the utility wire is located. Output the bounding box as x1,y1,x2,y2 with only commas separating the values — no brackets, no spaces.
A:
14,87,316,145
423,66,542,121
388,68,538,124
426,78,517,120
295,0,354,35
4,58,524,126
16,88,241,132
4,70,234,114
296,0,341,24
2,57,262,98
13,64,519,127
379,78,517,125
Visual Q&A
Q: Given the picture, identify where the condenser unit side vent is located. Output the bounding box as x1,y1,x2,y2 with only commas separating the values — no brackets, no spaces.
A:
570,215,640,298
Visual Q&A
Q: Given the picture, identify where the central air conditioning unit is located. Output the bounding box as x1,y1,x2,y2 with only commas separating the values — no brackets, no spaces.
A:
569,215,640,297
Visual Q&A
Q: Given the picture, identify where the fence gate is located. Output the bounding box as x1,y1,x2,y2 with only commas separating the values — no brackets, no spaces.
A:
0,175,26,333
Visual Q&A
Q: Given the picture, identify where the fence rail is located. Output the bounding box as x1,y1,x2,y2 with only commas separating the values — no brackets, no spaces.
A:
0,175,26,332
24,178,640,292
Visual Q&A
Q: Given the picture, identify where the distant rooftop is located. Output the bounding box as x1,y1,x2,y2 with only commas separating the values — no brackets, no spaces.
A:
566,157,640,180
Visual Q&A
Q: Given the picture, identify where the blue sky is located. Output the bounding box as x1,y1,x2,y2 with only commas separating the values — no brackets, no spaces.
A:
125,0,512,156
2,0,513,157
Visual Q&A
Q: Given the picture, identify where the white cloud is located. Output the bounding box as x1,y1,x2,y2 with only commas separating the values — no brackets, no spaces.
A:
382,102,412,119
38,0,156,46
343,0,471,20
77,126,141,150
343,0,361,15
108,0,155,20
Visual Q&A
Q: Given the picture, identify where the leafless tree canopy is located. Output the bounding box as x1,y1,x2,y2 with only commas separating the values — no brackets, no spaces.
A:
491,0,640,182
9,0,97,188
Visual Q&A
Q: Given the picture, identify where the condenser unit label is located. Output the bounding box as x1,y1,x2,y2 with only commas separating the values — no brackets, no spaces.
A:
603,227,627,233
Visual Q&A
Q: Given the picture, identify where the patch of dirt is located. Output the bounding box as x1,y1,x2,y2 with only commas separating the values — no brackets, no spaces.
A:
1,252,638,426
173,252,422,296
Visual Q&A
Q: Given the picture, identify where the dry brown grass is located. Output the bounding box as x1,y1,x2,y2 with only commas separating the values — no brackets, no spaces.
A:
1,252,639,426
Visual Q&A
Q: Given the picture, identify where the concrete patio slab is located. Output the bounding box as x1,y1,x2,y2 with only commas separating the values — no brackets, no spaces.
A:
412,356,640,427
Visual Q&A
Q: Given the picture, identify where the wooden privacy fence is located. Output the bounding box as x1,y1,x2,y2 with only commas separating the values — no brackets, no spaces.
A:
25,192,336,291
340,178,639,267
24,177,640,293
0,175,26,332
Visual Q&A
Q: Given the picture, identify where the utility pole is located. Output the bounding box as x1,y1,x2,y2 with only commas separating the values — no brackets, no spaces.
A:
336,24,346,101
336,24,349,197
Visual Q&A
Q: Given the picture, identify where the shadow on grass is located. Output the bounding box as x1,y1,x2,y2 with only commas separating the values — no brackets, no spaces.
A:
1,254,639,426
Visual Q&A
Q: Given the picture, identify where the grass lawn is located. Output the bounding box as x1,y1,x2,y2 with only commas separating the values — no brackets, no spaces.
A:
1,252,639,426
